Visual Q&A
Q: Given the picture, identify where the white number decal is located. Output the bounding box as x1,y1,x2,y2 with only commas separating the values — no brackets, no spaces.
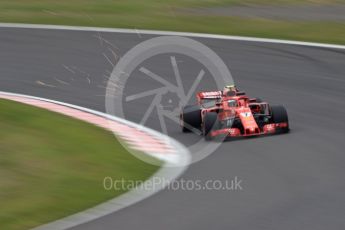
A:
241,112,251,117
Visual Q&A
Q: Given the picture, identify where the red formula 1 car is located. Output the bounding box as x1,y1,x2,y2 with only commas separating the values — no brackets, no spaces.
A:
180,86,289,140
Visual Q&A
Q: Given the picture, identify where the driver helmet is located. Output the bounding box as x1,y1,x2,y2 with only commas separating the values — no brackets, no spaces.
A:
223,84,237,96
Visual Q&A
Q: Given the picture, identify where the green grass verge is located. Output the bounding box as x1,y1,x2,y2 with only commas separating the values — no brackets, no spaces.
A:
0,99,160,230
0,0,345,44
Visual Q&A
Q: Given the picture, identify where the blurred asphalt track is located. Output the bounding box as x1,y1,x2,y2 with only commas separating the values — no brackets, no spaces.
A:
0,27,345,230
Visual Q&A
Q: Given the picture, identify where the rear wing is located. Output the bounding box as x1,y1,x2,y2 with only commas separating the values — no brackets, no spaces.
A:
197,91,222,100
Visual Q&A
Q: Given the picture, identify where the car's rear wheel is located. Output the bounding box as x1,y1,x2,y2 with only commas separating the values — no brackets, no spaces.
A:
180,105,201,132
203,112,218,140
270,105,289,133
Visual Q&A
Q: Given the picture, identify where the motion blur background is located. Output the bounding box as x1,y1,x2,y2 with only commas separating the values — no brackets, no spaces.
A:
1,0,345,44
1,1,345,230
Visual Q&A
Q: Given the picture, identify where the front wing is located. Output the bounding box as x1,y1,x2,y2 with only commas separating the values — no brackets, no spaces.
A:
209,122,289,138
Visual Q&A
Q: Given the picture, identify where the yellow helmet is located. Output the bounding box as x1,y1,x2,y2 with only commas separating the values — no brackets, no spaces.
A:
224,84,236,91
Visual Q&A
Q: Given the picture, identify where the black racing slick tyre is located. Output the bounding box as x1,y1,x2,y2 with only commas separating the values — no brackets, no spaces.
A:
203,112,218,141
270,105,289,133
180,105,201,132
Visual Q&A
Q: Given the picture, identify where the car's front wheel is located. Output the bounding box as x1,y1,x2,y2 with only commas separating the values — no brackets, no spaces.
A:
203,112,218,141
270,105,289,133
180,105,201,132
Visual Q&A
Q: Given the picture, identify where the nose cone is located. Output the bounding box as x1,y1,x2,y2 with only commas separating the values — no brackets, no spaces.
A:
245,127,260,135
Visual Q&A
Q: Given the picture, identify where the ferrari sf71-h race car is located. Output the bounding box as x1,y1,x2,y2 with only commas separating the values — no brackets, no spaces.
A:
180,86,289,140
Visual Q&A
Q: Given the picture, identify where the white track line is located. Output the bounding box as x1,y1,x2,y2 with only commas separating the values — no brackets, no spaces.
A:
0,23,345,50
0,91,190,230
